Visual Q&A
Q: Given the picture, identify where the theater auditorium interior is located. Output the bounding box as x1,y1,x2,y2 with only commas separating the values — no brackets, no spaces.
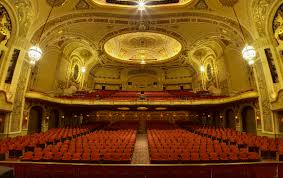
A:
1,0,283,177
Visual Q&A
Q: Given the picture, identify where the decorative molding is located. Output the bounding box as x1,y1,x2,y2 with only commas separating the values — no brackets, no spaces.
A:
25,90,259,106
194,0,209,10
10,61,30,132
75,0,92,10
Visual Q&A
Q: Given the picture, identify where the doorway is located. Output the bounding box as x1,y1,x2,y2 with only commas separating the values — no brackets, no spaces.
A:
48,110,59,129
241,106,256,134
28,106,43,134
225,109,235,129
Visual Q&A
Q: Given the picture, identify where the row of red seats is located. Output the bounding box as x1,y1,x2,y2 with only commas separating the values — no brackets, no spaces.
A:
148,128,260,163
21,129,137,163
0,127,89,156
193,126,280,153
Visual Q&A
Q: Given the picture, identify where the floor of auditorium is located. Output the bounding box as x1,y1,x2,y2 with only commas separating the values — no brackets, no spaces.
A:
131,134,150,164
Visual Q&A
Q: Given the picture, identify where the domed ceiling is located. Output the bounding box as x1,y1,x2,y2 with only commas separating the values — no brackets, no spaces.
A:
104,32,182,64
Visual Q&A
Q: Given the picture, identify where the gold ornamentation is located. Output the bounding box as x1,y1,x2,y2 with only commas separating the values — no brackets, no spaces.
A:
104,32,182,64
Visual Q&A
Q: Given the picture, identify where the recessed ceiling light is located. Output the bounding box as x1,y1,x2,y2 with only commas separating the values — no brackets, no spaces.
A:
155,107,167,111
137,107,148,110
117,107,130,111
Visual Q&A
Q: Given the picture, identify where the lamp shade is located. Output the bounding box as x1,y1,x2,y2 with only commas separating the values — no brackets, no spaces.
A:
242,45,256,61
28,46,42,61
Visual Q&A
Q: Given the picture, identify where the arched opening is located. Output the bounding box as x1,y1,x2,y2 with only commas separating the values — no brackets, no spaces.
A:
241,106,256,134
49,110,59,129
28,106,43,134
225,109,235,129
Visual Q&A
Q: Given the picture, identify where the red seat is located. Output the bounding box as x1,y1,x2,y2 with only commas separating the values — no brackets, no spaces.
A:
21,152,33,161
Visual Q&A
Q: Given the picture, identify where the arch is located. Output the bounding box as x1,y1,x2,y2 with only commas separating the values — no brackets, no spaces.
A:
28,106,43,134
241,106,257,134
225,109,235,129
48,109,59,129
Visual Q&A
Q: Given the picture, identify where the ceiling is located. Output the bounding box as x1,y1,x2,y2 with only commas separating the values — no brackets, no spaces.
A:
22,0,254,72
103,32,182,64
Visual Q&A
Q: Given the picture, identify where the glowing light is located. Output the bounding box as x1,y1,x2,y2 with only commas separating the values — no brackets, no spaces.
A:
81,66,86,73
248,60,255,65
200,65,205,73
141,60,146,64
29,59,36,65
28,46,42,63
137,1,145,11
242,45,256,61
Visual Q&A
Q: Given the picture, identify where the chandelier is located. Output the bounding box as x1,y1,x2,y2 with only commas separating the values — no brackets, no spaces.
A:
228,1,256,65
28,2,56,64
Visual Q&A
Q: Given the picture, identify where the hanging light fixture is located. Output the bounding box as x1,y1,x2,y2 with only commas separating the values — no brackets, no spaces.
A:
231,2,256,64
28,1,56,64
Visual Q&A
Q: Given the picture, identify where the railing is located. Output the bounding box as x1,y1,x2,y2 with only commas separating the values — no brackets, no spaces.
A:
25,91,259,106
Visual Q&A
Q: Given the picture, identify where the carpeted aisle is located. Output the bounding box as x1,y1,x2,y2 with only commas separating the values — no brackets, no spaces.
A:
131,134,150,164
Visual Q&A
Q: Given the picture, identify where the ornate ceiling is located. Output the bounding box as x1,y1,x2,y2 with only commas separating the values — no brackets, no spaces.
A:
103,32,182,64
89,0,194,7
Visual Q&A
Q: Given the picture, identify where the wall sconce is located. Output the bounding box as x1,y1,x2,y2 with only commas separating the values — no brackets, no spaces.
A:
256,116,260,120
220,116,223,119
61,116,65,119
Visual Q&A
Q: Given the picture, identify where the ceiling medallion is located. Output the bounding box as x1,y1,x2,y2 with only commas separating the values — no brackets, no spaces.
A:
46,0,66,7
104,32,182,64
